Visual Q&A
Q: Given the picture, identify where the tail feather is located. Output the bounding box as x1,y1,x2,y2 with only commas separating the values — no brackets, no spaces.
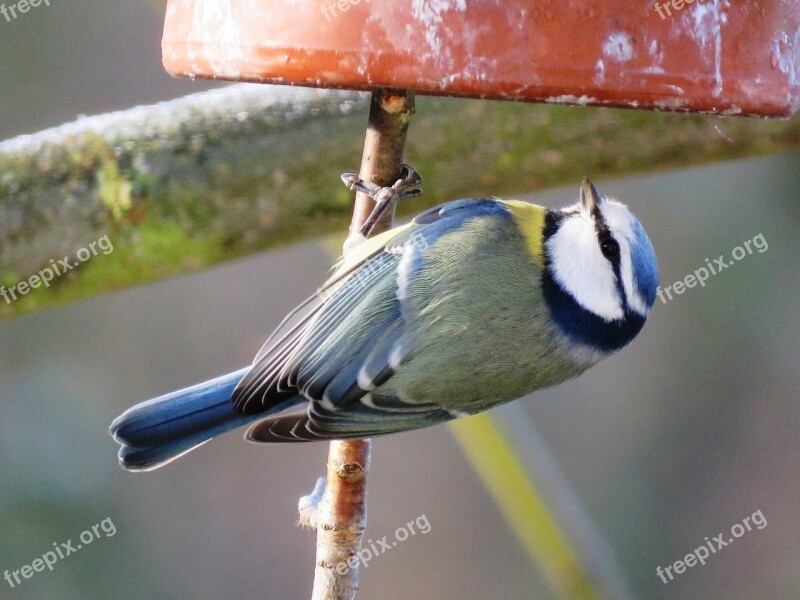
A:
110,368,300,471
111,369,250,448
116,417,251,472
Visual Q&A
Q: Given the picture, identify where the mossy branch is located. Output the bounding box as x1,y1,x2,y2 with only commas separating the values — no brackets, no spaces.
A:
2,84,800,319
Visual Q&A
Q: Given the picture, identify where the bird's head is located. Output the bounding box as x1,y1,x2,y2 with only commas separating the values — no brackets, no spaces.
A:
542,178,659,355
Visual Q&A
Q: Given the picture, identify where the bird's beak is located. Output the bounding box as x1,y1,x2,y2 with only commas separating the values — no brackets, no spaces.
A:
580,178,604,213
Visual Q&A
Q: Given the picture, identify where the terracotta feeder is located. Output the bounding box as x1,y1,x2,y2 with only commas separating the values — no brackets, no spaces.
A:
163,0,800,117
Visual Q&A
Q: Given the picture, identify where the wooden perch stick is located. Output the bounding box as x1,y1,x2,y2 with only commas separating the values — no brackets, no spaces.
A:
349,90,416,236
305,88,415,600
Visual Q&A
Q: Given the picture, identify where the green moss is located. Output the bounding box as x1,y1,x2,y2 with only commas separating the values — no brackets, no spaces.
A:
96,157,133,221
0,218,225,318
2,95,800,321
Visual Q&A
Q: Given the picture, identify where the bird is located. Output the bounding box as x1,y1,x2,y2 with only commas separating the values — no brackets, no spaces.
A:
110,175,658,471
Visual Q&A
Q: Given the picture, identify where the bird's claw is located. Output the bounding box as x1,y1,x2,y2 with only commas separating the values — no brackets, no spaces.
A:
341,173,381,197
341,164,424,237
341,163,422,199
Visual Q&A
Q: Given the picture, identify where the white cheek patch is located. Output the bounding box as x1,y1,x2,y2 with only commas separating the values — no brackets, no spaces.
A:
600,202,649,316
546,214,624,321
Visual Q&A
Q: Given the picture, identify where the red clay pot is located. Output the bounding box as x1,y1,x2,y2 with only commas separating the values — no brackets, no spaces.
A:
163,0,800,117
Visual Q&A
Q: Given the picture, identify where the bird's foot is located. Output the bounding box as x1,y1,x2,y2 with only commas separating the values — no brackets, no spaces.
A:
341,164,423,238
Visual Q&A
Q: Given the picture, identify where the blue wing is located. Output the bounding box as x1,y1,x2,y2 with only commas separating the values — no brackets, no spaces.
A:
234,199,510,442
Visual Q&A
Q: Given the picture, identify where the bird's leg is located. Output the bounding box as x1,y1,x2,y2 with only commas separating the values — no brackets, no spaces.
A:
341,164,423,239
298,476,326,530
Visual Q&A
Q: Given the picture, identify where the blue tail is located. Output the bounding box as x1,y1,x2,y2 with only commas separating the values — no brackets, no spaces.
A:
110,368,264,471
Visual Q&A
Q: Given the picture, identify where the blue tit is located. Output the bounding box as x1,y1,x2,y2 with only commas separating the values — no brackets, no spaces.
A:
110,178,658,471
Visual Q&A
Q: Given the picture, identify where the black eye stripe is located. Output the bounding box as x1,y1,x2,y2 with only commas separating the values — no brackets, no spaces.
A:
590,210,628,309
591,210,621,262
594,215,611,238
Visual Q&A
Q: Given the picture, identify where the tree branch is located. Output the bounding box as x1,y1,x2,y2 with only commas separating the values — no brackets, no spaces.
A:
304,88,414,600
0,84,368,284
2,83,799,320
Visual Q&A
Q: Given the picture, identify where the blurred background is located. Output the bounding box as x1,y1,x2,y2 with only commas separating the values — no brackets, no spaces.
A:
1,2,798,600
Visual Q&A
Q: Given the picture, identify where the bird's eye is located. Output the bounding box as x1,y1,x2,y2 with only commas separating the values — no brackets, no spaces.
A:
600,236,620,259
